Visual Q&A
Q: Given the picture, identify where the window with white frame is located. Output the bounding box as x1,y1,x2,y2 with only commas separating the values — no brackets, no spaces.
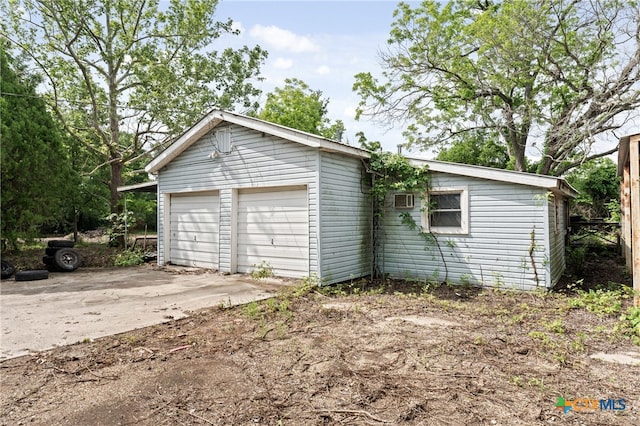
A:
422,187,469,234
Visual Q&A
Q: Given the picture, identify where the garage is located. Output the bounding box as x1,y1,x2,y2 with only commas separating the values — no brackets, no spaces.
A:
169,192,219,269
237,186,309,278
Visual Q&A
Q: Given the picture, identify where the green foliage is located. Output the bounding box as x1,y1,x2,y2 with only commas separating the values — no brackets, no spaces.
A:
567,285,631,316
0,47,77,248
257,78,345,140
250,261,274,280
619,307,640,345
566,158,620,219
354,0,640,176
3,0,267,215
360,134,430,204
113,249,144,267
436,130,509,169
106,212,136,247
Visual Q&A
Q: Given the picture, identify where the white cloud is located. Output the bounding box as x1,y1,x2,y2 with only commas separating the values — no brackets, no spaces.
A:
249,25,320,53
315,65,331,75
273,57,293,69
231,21,245,35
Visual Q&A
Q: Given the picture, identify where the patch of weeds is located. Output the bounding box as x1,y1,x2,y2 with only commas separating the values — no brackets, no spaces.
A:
318,279,385,297
258,319,270,340
276,321,288,339
542,319,565,334
121,335,141,345
618,306,640,345
528,331,555,349
509,376,524,387
250,261,274,280
510,313,527,324
244,301,261,319
567,287,628,316
571,332,586,352
553,352,567,365
114,249,144,267
528,377,545,392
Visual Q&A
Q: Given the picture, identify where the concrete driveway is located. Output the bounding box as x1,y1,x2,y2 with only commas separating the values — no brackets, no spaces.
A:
0,266,287,360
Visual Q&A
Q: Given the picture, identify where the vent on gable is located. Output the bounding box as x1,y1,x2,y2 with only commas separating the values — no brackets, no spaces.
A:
215,128,233,154
394,193,415,209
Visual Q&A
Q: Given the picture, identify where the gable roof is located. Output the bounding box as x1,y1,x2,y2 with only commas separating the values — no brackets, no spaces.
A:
144,109,576,198
408,157,578,198
146,109,370,173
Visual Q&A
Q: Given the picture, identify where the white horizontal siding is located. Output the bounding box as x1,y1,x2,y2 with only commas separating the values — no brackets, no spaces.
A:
319,152,371,284
380,172,550,290
157,124,318,274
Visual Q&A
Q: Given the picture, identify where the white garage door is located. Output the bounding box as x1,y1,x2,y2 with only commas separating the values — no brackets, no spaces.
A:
169,192,219,269
237,187,309,278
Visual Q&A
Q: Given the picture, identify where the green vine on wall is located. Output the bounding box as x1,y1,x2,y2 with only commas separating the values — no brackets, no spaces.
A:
360,135,447,282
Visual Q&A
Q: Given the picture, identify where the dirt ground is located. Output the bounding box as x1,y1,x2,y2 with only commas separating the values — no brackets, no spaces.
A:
1,266,639,425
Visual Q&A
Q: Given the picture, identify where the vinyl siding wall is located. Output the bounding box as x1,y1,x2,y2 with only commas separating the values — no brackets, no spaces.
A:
548,196,569,286
379,172,551,290
319,152,371,284
156,123,318,274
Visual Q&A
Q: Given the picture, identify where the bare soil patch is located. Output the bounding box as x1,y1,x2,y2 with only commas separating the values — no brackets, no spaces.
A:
1,272,639,425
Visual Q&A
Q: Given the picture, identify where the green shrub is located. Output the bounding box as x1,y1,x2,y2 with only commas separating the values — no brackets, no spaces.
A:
114,249,144,267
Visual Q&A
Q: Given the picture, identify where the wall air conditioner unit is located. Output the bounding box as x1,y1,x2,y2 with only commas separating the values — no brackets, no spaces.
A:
394,193,415,209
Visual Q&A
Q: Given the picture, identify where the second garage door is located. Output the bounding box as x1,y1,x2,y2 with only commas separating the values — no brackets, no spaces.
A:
237,187,309,278
169,192,219,269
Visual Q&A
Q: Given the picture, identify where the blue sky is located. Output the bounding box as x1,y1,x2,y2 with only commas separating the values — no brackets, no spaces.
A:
215,0,420,152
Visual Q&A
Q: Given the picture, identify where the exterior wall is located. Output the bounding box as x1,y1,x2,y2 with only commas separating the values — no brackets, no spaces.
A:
156,123,318,274
548,196,569,286
319,151,371,284
379,172,551,290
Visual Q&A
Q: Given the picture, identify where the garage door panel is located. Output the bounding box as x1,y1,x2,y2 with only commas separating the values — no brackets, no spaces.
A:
238,212,307,223
237,223,307,236
170,222,219,238
170,193,219,269
237,188,308,278
237,234,308,247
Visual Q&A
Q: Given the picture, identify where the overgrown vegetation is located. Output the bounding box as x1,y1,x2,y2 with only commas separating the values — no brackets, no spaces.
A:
113,249,145,267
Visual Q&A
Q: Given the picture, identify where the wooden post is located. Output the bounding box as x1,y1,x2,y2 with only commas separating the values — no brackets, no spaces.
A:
623,165,632,267
630,135,640,307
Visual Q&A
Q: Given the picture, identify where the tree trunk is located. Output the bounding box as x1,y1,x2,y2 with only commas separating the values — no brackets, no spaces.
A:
110,160,125,247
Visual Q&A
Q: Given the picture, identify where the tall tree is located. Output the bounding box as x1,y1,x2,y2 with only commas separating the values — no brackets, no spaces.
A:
0,47,76,249
354,0,640,176
2,0,267,216
436,130,509,169
566,157,620,219
258,78,345,140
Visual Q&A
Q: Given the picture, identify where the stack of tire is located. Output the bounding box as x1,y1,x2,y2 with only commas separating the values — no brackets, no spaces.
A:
43,240,82,273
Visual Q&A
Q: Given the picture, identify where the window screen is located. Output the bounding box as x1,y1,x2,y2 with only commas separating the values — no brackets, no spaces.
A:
430,193,462,227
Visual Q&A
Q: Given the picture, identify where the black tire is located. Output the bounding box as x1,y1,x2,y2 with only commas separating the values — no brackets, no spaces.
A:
46,264,61,272
1,260,15,279
54,248,82,271
15,270,49,281
47,240,75,248
42,255,56,265
45,247,61,256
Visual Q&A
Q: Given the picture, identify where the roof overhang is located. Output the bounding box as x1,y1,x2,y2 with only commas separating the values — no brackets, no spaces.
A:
145,110,370,173
408,158,578,198
117,181,158,193
618,134,631,176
